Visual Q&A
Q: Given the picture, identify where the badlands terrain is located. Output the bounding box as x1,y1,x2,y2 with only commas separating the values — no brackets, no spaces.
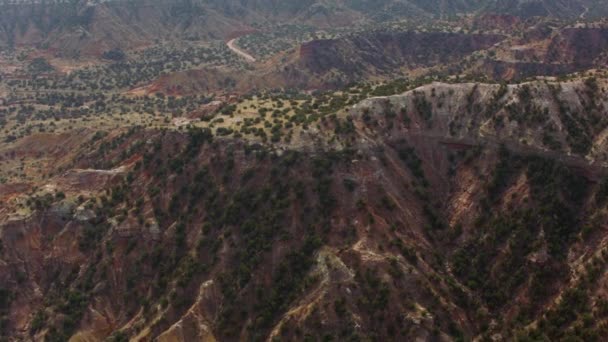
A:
3,0,608,341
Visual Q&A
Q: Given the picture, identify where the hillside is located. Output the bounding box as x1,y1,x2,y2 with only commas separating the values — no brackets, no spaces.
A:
131,24,608,94
3,1,608,341
1,0,607,55
2,79,608,340
484,0,608,19
1,0,608,97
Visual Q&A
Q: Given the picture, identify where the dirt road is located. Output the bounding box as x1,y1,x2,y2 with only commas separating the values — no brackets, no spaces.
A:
580,6,589,19
227,38,256,63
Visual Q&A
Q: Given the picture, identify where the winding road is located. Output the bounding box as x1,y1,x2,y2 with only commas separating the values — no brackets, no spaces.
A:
580,6,589,19
227,38,256,63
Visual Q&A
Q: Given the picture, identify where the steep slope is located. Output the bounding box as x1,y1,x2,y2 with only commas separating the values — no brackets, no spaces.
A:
484,0,608,19
546,27,608,67
3,0,607,56
294,31,505,84
2,79,608,341
137,23,608,95
142,31,506,94
0,0,248,56
467,25,608,80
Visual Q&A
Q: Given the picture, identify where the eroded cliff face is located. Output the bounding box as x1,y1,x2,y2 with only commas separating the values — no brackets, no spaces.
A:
297,31,505,75
0,0,490,55
474,26,608,81
546,28,608,66
2,80,608,341
105,21,608,97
